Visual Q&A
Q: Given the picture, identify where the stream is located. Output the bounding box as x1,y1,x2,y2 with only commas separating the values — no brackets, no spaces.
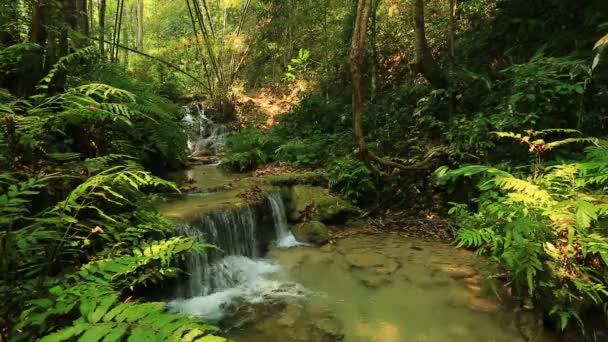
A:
156,163,550,342
154,109,548,341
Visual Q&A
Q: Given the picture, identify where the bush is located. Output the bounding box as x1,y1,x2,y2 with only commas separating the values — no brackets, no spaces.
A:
439,133,608,331
222,127,284,171
328,156,376,203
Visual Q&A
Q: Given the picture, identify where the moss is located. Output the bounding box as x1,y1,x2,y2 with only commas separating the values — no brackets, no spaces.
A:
292,220,329,245
260,171,327,187
287,185,359,223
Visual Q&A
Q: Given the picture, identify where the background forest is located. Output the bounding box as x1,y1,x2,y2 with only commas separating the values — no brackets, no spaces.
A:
1,0,608,341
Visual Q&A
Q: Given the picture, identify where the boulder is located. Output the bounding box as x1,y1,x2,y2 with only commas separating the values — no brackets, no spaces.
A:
287,185,359,223
292,220,330,245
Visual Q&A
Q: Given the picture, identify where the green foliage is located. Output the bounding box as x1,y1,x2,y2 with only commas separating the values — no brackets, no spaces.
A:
223,127,283,171
439,135,608,331
1,162,224,341
284,48,312,82
328,156,376,203
36,46,98,91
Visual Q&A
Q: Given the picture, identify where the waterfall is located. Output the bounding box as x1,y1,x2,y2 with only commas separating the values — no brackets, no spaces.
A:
268,193,303,248
183,104,228,157
174,206,258,298
169,192,306,322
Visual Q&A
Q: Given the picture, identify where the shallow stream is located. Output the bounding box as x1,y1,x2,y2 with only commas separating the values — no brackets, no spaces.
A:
158,163,545,341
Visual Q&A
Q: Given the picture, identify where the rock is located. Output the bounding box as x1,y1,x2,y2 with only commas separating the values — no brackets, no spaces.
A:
189,155,219,165
287,185,359,223
292,220,330,245
191,149,213,157
345,253,400,288
345,217,366,227
516,310,545,342
345,253,387,269
440,264,477,279
314,314,345,341
466,294,501,312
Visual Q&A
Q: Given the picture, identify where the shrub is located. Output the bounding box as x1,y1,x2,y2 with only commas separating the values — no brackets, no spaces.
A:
438,133,608,331
328,156,376,203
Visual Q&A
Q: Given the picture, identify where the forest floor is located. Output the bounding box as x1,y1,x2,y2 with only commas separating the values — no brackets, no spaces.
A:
235,80,311,127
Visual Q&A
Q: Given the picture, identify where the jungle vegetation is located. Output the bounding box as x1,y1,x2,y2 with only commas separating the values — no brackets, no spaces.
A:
1,0,608,340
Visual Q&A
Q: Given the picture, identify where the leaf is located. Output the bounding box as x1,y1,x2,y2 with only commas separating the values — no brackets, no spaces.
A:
78,324,114,341
575,200,597,230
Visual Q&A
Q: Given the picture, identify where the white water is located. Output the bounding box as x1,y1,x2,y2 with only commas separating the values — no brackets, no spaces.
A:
174,206,258,298
168,256,306,322
169,193,306,322
183,105,228,156
268,193,305,248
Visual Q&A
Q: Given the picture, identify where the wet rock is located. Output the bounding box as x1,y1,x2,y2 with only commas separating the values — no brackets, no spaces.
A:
189,155,220,165
314,314,345,341
466,294,501,312
448,284,501,313
345,253,387,269
440,264,477,279
292,220,330,245
191,149,213,157
516,309,545,342
287,185,359,223
252,303,344,342
345,253,400,288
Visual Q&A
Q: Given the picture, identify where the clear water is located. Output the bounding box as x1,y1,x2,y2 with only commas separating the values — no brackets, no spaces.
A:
227,234,532,342
161,165,538,341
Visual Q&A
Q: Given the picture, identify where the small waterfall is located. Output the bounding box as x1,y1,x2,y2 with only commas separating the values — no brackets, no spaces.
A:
169,192,306,322
183,104,228,157
268,193,303,248
175,206,258,298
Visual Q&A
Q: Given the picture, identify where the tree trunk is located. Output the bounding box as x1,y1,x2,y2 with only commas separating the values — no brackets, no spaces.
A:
449,0,456,60
351,0,375,171
412,0,447,88
137,0,144,51
30,0,47,46
78,0,89,37
370,0,380,101
351,0,443,177
99,0,106,59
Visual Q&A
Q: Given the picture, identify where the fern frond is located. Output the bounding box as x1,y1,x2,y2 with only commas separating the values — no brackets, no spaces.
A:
36,46,97,91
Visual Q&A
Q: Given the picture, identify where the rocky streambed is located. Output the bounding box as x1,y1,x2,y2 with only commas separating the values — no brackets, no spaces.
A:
228,233,547,342
156,164,551,341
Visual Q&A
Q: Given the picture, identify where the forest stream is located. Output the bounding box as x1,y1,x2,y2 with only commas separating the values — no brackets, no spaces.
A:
156,163,549,342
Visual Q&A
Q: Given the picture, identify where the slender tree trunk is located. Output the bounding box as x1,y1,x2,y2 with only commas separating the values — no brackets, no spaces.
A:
99,0,106,59
411,0,447,88
115,0,125,62
449,0,456,60
89,0,94,31
79,0,89,37
351,0,375,170
351,0,443,177
370,0,380,102
137,0,144,51
30,0,47,46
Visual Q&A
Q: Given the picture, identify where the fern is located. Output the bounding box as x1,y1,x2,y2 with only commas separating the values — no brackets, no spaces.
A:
440,134,608,330
36,46,98,91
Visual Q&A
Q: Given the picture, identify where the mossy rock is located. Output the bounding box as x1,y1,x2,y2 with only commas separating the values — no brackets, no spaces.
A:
287,185,359,223
292,220,329,245
261,171,327,187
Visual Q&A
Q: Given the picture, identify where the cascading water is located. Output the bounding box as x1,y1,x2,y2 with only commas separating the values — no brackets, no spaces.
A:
268,193,304,248
174,206,258,298
183,104,228,157
168,192,305,322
